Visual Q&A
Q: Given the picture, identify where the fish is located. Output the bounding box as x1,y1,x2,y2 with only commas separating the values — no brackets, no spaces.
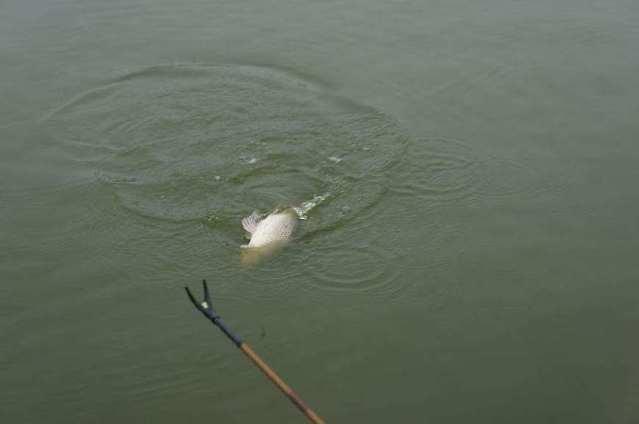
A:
240,208,298,265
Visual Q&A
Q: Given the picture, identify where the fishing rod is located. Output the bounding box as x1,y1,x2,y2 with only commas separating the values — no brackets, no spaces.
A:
185,280,325,424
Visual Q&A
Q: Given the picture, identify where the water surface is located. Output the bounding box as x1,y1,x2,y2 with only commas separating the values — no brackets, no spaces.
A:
2,0,639,422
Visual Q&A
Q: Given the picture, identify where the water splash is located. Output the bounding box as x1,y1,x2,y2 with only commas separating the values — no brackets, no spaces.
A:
293,193,330,220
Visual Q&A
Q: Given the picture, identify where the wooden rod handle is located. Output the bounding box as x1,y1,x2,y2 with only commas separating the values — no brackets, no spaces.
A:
240,343,325,424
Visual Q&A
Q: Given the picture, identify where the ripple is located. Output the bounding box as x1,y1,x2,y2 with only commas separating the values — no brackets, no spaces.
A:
392,137,479,202
471,155,548,197
233,214,407,301
392,137,548,203
289,213,408,299
306,242,401,295
41,63,407,234
228,243,312,303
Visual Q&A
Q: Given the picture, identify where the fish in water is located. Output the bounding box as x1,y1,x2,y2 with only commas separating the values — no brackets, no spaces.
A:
240,208,298,265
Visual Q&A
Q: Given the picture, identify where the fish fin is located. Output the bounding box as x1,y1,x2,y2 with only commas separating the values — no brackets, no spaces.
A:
241,211,262,234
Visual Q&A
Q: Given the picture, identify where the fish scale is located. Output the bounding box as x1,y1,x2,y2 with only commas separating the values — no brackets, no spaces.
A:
244,210,297,248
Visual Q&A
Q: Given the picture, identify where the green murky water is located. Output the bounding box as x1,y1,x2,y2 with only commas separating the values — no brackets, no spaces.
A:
2,1,638,422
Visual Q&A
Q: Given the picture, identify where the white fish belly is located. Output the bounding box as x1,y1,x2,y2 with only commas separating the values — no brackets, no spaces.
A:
248,213,297,248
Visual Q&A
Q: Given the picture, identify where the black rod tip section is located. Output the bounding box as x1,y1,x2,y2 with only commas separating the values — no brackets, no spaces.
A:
202,279,211,303
184,286,199,309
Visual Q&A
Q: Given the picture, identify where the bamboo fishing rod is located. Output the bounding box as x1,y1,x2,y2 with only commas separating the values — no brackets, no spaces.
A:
185,280,325,424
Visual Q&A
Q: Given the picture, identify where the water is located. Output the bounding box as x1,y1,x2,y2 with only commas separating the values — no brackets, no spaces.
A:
2,1,638,422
